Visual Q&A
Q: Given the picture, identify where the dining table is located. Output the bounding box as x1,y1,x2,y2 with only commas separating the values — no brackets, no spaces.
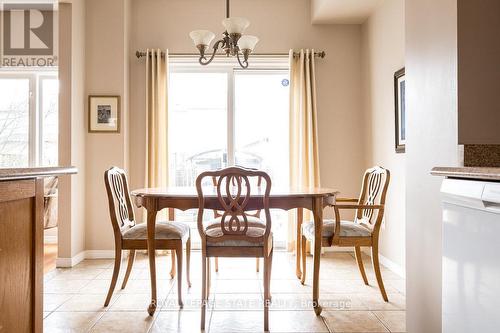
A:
131,185,338,316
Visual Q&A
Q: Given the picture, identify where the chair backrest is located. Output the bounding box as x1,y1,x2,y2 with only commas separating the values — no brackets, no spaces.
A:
196,166,272,242
211,174,263,219
356,166,390,227
43,177,59,229
104,167,135,236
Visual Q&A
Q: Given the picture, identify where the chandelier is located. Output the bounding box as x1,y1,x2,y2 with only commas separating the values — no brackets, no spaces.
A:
189,0,259,69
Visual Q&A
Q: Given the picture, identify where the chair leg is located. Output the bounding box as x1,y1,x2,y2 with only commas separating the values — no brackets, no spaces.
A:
263,255,270,332
207,257,211,298
256,258,260,272
170,250,176,278
301,235,307,285
186,237,192,288
269,249,273,301
176,246,183,307
104,248,122,306
215,257,219,272
121,249,135,289
355,246,369,285
201,253,207,330
371,243,389,302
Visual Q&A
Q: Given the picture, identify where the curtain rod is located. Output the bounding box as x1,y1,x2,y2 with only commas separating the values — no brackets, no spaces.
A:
135,50,326,59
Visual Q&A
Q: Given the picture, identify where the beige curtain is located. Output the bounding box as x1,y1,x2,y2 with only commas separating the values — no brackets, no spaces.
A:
145,49,169,219
287,49,321,250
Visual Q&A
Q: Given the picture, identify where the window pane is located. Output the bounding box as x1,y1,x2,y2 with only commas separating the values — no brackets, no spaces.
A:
0,78,30,167
234,71,290,247
41,78,59,166
168,72,228,246
168,72,228,186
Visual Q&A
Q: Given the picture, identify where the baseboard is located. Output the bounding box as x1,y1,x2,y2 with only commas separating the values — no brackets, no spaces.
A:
56,250,131,267
55,247,407,277
377,253,405,278
322,247,405,278
323,247,356,252
44,235,58,244
56,251,85,268
361,248,406,278
84,250,118,259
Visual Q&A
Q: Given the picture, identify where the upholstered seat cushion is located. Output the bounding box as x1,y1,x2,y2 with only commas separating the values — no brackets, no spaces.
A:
205,226,270,247
123,221,190,242
205,215,266,230
302,219,372,240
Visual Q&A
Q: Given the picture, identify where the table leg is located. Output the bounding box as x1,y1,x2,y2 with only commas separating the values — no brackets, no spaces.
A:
312,197,323,316
296,207,304,279
147,206,158,316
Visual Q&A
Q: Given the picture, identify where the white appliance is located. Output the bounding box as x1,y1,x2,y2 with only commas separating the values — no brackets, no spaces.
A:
440,178,500,333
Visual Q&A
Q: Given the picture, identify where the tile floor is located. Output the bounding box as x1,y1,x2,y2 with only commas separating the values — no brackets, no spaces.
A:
43,251,406,333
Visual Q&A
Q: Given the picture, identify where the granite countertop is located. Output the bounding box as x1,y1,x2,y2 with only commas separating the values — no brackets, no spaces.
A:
0,166,77,181
431,166,500,181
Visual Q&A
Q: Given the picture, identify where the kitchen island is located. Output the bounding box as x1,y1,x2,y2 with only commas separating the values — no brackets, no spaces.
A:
0,167,77,333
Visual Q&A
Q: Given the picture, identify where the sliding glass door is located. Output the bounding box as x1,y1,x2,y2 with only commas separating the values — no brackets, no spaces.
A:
233,70,290,245
168,72,228,186
168,61,290,248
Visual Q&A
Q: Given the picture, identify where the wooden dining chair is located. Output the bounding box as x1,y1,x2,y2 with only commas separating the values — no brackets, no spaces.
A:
211,175,263,273
103,167,192,307
300,166,391,301
197,166,273,331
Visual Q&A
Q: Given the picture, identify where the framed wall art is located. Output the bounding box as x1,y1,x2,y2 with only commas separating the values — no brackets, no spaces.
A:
394,68,405,153
88,95,120,133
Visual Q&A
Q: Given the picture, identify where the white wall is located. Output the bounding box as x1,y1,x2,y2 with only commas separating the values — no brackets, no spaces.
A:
57,0,87,265
84,0,131,252
361,0,405,273
405,0,459,331
311,0,385,24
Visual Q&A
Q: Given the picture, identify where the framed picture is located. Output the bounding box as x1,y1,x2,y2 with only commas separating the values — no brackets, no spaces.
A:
394,68,405,153
88,95,120,133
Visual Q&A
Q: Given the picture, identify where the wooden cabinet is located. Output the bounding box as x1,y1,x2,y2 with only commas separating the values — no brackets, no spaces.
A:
0,179,43,332
0,167,76,333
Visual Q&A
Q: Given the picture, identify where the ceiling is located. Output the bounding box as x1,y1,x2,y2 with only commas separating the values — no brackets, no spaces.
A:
311,0,385,24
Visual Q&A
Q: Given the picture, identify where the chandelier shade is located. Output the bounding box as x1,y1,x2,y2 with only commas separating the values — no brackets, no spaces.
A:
221,17,250,35
238,35,259,51
189,30,215,47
